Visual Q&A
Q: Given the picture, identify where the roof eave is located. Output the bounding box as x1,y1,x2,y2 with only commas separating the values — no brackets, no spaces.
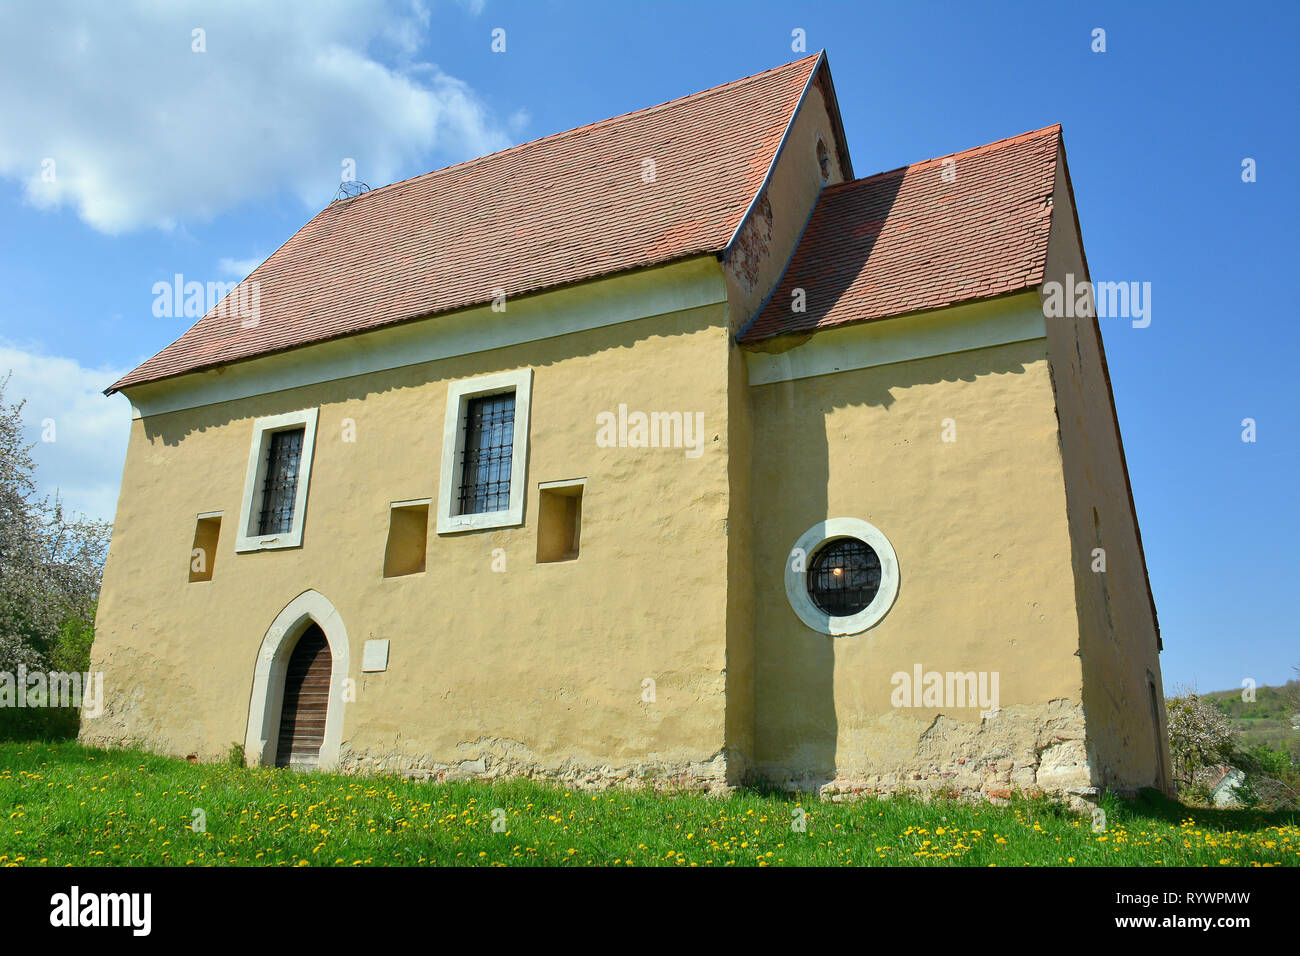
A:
738,285,1042,347
105,249,727,398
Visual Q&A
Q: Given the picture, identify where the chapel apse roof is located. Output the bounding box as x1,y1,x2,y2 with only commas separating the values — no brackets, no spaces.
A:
739,124,1063,344
109,53,843,394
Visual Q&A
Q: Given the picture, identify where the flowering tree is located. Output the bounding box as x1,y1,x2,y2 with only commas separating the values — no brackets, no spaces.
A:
1164,687,1238,791
0,375,111,674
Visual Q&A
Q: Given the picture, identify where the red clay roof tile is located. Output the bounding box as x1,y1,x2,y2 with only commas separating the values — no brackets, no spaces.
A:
111,54,824,393
739,124,1061,343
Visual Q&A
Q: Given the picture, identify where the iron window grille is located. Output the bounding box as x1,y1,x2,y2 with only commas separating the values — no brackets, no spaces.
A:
807,538,882,616
458,392,515,515
257,427,305,536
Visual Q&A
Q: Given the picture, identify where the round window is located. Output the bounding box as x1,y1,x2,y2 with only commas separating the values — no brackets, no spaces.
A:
806,538,881,615
784,518,899,636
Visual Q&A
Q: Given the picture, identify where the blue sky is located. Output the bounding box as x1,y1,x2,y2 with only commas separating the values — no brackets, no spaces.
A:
0,1,1295,692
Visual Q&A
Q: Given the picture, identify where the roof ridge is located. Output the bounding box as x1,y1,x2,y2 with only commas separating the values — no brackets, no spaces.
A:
336,53,823,209
825,123,1062,192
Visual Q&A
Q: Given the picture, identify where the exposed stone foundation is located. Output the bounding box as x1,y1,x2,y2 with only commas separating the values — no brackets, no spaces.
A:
81,680,1100,812
337,738,735,794
750,699,1098,810
327,702,1098,810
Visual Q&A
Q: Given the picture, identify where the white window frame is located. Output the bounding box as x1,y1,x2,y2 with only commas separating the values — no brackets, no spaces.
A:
437,368,532,534
785,517,900,636
235,407,319,553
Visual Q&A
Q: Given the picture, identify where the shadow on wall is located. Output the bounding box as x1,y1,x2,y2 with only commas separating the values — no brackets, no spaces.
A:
137,302,724,449
747,159,1061,788
765,388,837,789
749,173,911,790
751,345,1037,789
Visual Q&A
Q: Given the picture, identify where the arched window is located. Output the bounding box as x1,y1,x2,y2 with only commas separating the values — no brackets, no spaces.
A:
816,137,831,182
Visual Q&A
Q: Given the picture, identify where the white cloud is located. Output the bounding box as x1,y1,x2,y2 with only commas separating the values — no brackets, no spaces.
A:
0,0,511,233
1,344,130,523
507,108,532,135
218,256,266,279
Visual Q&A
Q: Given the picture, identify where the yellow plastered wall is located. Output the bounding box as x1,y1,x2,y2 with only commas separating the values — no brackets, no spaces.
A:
746,331,1085,785
87,286,737,780
719,78,849,776
724,342,757,774
1040,149,1171,792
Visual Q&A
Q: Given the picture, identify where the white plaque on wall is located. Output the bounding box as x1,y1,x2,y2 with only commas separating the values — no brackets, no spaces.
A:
362,639,390,673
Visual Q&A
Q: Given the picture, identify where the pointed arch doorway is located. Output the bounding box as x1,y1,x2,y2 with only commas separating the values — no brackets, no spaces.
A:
245,590,350,770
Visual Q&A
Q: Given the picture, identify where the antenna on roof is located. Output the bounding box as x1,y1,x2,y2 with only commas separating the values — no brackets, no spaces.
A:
331,180,371,203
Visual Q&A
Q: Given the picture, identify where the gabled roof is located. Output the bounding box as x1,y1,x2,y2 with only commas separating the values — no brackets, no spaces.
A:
739,125,1061,343
111,54,840,393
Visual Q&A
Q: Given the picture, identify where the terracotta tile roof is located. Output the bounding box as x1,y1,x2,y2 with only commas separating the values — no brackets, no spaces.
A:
111,54,824,393
739,125,1062,343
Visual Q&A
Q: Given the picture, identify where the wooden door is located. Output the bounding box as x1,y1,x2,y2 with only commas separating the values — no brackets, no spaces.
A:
275,624,331,769
1148,679,1169,793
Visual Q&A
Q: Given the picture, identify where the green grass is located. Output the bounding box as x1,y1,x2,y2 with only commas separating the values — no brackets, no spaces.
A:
1,742,1297,866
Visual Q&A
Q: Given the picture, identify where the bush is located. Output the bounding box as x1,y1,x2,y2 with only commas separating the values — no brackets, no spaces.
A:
50,607,96,675
0,705,80,742
1235,744,1300,811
